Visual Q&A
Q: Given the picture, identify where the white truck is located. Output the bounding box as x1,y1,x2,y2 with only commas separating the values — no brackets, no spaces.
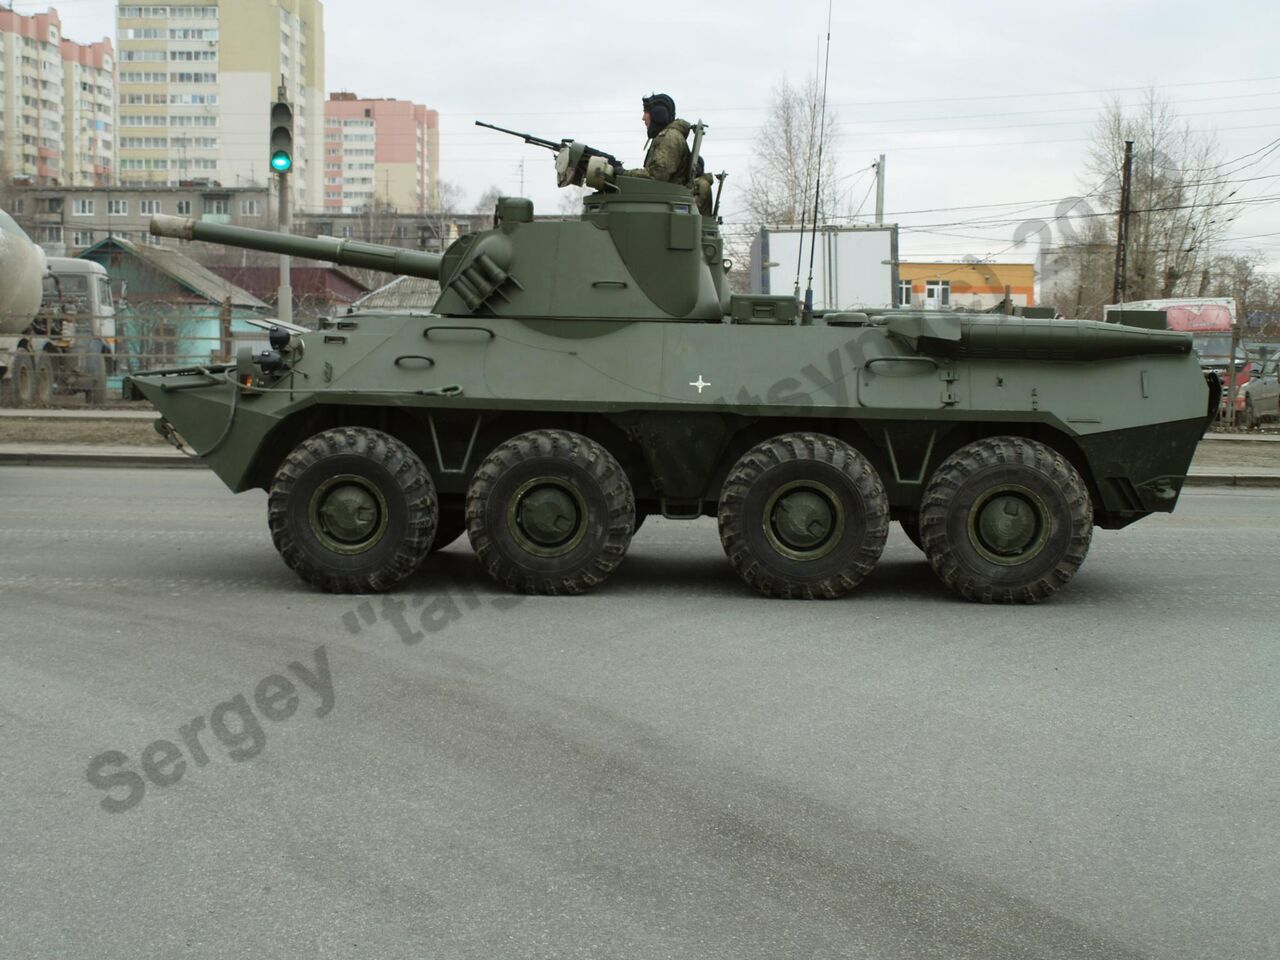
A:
1,209,115,406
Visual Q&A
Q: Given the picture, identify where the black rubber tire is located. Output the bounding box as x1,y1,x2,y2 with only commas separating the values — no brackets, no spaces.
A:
466,429,634,595
33,353,54,406
268,427,436,593
430,503,467,553
11,352,35,407
718,433,890,599
919,436,1092,604
899,510,925,552
85,350,109,405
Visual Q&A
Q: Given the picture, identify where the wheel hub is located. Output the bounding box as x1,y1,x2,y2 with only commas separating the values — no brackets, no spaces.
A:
763,480,845,561
968,485,1049,565
507,477,588,557
309,475,389,555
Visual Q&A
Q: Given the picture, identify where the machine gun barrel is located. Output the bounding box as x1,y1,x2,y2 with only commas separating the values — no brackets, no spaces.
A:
474,120,562,152
149,215,443,280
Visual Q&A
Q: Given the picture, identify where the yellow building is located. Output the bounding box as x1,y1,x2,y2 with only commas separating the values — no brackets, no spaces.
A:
116,1,324,209
898,261,1035,310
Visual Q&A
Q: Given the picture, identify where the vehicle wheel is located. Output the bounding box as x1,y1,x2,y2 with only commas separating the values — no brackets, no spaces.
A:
1243,397,1257,430
466,429,634,594
268,427,437,593
10,352,35,407
84,350,109,405
33,353,54,406
919,436,1092,604
718,433,889,599
430,502,467,553
898,510,925,552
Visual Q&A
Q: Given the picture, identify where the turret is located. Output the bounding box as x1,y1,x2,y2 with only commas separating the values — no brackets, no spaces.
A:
149,126,731,323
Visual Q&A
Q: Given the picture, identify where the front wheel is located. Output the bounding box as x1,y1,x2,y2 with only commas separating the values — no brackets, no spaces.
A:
919,436,1092,604
466,429,634,594
33,353,54,406
718,433,889,599
268,427,437,593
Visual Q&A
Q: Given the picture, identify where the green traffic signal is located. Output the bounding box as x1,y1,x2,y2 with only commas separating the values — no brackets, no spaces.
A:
270,150,293,173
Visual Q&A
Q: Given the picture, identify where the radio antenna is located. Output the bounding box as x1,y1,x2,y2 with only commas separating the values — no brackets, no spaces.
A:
801,0,833,324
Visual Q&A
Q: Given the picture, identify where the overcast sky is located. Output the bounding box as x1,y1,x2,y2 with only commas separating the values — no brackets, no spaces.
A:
18,0,1280,269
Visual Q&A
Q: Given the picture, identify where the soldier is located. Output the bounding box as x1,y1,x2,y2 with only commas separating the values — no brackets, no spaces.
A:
621,93,714,217
623,93,690,183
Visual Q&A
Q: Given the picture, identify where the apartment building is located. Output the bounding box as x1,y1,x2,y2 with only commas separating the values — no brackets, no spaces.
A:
10,183,270,254
115,1,324,208
0,7,114,186
324,92,438,214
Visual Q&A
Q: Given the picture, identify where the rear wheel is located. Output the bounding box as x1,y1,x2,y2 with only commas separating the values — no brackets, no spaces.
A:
268,427,436,593
718,433,889,599
10,352,35,407
33,353,54,406
466,429,634,594
920,436,1092,604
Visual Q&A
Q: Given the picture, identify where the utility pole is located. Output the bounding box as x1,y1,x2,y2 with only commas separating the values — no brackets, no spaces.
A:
874,154,885,226
1111,139,1134,306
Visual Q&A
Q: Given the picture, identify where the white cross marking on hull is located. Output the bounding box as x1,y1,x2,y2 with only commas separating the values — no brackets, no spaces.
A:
690,376,710,393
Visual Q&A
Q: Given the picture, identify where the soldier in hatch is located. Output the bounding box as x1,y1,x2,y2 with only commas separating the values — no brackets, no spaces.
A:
624,93,691,183
621,93,715,217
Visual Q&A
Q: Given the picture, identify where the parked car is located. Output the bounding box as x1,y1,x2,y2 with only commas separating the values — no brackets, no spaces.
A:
1219,353,1280,428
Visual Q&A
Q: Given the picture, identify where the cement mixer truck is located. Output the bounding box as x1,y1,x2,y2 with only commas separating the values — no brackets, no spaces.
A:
1,209,115,406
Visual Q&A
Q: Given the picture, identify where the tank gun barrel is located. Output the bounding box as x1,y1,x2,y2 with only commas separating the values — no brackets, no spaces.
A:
149,215,443,280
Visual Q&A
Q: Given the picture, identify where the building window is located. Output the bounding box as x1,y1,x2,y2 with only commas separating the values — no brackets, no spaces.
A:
898,280,912,306
140,199,163,215
39,226,63,243
107,199,128,215
204,198,229,215
73,199,95,216
10,199,24,214
239,199,263,217
72,231,95,247
176,200,191,215
924,280,950,308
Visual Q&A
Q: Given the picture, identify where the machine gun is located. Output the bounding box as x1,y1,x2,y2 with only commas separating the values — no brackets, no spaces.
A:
475,121,622,189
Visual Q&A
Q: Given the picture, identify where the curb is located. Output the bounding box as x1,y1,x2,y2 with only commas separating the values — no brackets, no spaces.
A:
1183,474,1280,488
0,450,202,469
3,448,1279,488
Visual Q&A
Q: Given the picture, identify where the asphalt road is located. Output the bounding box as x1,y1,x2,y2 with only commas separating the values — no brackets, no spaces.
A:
1,467,1277,959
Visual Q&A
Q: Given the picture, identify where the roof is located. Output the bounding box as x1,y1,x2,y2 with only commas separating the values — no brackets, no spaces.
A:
353,275,440,310
79,235,268,309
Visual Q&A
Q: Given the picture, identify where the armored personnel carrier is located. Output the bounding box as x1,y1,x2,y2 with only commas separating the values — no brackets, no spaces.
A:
129,133,1214,603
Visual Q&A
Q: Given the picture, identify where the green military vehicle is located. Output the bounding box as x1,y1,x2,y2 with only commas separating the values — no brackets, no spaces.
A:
129,133,1215,604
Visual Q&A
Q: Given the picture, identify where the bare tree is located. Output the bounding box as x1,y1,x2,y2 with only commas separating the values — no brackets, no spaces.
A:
1046,91,1235,316
473,184,503,227
743,76,842,227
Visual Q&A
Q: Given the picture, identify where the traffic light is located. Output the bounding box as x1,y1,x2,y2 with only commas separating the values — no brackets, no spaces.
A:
269,99,294,174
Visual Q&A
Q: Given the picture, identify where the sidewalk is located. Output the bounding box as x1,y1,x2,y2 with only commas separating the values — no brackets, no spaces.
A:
2,442,1278,486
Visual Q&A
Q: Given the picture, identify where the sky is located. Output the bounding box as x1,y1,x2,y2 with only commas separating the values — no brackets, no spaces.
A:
15,0,1280,270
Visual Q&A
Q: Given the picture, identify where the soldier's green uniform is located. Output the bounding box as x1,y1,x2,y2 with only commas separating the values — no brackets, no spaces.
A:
621,94,714,217
624,118,693,183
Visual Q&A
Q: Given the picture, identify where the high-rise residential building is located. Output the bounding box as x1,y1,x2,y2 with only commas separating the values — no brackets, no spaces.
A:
61,37,116,186
1,7,114,186
324,92,438,214
115,1,324,208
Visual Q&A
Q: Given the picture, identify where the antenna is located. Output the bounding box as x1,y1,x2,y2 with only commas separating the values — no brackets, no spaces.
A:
802,0,833,324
